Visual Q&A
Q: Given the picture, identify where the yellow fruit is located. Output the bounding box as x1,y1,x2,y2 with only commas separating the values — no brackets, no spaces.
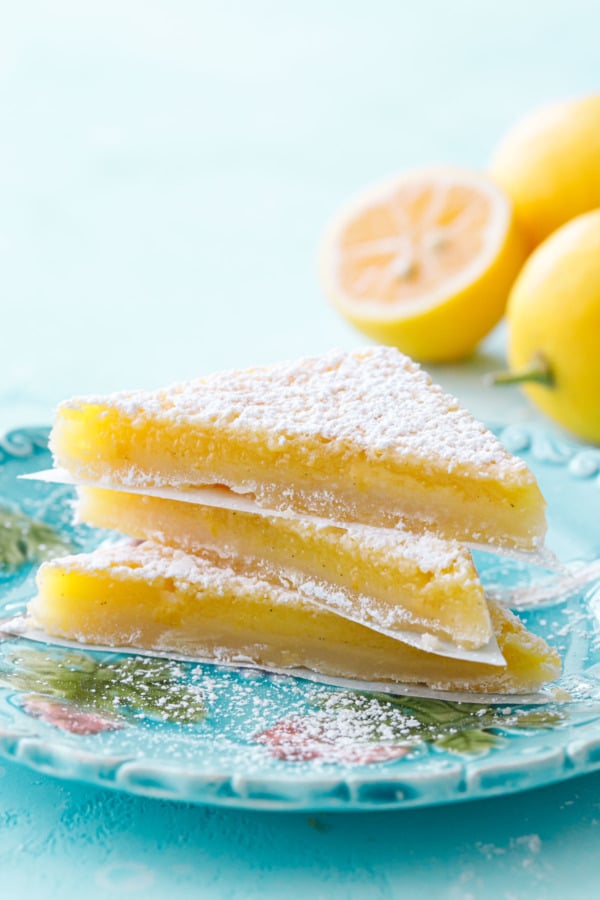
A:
490,94,600,250
320,166,526,363
501,210,600,444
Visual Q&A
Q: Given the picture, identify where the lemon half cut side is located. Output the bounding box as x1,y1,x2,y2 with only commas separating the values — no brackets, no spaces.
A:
320,166,526,363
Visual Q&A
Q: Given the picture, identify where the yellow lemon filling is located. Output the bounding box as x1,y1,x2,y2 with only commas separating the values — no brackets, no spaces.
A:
76,485,493,649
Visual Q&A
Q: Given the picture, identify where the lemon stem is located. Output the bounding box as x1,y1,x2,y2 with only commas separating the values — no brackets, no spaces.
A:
486,353,554,388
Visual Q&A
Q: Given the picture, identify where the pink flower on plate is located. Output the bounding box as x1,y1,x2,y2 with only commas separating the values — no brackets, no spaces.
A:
21,695,123,735
0,620,15,643
254,714,410,764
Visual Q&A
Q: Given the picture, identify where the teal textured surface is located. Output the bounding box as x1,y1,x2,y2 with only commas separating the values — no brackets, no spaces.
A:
1,756,599,900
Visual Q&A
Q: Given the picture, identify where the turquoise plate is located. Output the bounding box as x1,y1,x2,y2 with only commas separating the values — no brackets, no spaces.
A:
1,426,600,812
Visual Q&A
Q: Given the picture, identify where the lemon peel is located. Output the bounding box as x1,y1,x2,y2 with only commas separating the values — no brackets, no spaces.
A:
490,94,600,250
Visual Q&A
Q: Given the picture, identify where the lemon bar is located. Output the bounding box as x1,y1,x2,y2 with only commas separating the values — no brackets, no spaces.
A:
76,485,492,649
50,347,546,550
31,542,561,694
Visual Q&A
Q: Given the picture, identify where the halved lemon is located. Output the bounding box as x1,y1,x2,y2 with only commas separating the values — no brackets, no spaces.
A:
320,166,527,362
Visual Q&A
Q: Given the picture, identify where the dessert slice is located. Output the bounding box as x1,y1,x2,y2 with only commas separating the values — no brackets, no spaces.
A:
50,347,546,550
31,542,561,694
76,485,493,650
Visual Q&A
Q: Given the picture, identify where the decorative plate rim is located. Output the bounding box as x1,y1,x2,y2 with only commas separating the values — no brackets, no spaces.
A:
2,721,600,811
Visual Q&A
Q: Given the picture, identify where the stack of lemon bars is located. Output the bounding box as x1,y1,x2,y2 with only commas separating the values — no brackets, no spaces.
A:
31,347,561,695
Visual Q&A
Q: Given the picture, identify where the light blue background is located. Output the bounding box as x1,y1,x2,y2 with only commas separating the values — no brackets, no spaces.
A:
1,0,598,428
1,2,599,896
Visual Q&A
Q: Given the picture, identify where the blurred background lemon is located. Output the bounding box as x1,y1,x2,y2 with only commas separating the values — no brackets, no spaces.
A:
500,210,600,443
490,95,600,250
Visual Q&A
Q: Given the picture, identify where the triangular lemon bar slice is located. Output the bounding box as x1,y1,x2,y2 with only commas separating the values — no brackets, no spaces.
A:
31,542,560,694
76,485,493,650
50,347,546,550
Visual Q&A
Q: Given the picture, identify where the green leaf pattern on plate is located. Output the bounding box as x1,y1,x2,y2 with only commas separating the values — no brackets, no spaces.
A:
0,640,575,758
291,690,570,758
0,645,206,730
0,505,72,568
380,693,566,748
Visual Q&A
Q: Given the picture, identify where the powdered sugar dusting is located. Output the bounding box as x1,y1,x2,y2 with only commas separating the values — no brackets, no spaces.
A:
279,514,472,572
62,347,531,480
42,540,300,603
40,539,477,633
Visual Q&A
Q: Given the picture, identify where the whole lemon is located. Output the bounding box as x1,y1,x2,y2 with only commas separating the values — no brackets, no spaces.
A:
490,95,600,249
503,210,600,444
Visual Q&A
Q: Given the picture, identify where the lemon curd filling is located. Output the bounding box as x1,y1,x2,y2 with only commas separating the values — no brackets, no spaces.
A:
76,485,493,649
31,542,561,694
50,348,547,550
